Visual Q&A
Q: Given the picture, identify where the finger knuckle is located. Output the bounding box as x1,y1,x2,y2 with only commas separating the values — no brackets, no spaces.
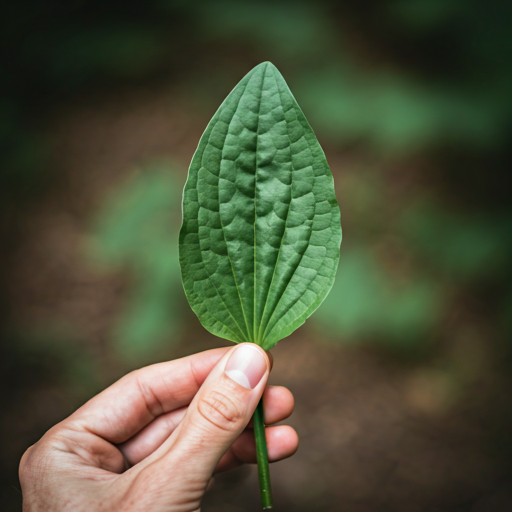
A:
197,390,243,432
134,372,165,418
19,446,33,481
19,443,49,484
19,428,68,484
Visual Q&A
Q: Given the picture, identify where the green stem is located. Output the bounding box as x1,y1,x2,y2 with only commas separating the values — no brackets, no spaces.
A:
253,397,273,509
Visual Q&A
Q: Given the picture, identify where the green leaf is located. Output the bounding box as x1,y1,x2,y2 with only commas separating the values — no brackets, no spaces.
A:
179,62,341,350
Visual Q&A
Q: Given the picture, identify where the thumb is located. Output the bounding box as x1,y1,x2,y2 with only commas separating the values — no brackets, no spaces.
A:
168,343,270,482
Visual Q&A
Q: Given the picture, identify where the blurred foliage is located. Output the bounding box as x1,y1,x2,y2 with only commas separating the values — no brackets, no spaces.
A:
316,248,442,347
1,0,512,357
33,25,165,86
90,162,185,362
2,328,103,400
317,198,512,345
178,0,337,61
400,201,512,281
175,0,512,152
2,2,512,510
297,66,506,152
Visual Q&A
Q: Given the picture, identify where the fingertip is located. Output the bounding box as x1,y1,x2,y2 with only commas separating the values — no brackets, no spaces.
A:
224,343,270,390
229,425,299,465
267,425,299,462
253,343,272,374
263,385,295,424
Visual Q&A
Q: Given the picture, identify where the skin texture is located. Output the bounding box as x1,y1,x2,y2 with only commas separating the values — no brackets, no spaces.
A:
19,344,298,512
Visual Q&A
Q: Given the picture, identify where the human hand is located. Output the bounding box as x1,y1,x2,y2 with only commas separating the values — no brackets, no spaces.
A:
19,344,298,511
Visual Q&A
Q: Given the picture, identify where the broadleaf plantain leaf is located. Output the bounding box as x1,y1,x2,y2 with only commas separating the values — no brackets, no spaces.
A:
179,62,341,350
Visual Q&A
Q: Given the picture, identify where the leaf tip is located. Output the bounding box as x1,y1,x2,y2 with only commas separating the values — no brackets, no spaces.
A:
255,61,276,72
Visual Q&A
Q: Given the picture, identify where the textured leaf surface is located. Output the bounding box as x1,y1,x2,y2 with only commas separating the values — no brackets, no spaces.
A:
179,62,341,350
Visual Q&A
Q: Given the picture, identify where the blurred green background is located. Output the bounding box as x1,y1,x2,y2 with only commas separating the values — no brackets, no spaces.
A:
2,1,512,510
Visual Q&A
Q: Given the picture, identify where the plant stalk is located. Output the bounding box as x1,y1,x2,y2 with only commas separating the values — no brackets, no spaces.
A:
253,397,273,509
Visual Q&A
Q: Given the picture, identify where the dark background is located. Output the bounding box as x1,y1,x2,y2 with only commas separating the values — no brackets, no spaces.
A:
2,1,512,510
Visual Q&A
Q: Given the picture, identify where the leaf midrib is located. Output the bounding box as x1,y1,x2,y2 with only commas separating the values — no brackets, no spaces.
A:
256,66,297,342
253,63,267,343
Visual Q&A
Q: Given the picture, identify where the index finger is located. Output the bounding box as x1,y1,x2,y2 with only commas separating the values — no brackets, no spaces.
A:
64,346,231,444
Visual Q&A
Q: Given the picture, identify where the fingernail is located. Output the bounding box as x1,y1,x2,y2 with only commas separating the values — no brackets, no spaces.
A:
225,345,268,389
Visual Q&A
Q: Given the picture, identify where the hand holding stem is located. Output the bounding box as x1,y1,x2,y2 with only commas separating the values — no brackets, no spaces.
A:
19,344,298,512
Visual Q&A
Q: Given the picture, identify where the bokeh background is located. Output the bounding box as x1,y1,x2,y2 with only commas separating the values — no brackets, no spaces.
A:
2,1,512,510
